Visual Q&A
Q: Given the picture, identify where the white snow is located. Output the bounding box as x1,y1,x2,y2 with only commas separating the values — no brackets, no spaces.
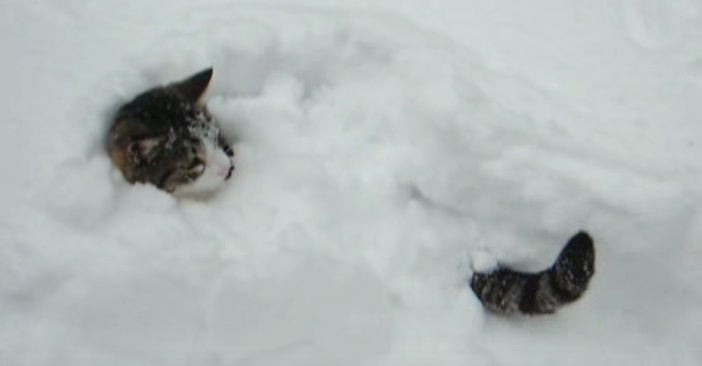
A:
1,0,701,365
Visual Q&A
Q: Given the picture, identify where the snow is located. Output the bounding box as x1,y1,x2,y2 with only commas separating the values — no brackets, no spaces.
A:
1,0,701,365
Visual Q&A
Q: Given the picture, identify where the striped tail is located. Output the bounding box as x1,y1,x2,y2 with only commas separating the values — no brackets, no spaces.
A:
470,231,595,315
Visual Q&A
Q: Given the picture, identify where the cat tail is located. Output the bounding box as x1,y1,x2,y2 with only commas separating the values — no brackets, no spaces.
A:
470,231,595,315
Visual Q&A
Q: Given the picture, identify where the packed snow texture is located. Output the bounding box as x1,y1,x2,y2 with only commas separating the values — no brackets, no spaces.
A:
1,0,702,365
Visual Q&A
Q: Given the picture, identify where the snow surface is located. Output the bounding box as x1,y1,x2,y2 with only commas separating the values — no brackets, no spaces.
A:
1,0,702,365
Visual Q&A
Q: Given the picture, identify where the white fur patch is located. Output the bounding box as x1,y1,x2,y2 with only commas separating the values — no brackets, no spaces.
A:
173,140,232,197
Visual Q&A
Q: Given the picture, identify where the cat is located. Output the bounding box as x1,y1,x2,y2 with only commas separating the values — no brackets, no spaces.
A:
108,68,593,316
108,68,235,195
470,231,595,315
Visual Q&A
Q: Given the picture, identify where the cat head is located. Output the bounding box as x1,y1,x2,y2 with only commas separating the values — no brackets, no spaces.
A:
109,68,234,195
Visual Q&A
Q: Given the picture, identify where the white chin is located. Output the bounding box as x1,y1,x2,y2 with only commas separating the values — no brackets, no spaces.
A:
172,170,227,198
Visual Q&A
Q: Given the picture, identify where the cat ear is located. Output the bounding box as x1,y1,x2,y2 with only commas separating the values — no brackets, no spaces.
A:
127,137,163,164
173,67,214,104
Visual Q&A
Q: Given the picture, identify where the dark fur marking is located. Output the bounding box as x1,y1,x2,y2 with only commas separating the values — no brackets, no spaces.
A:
471,231,595,316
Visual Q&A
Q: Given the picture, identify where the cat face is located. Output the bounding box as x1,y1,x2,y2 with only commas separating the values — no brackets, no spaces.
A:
109,68,235,195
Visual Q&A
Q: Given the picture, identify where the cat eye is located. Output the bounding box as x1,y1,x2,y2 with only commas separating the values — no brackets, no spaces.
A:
182,171,202,183
190,165,205,175
189,157,203,166
188,158,205,173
